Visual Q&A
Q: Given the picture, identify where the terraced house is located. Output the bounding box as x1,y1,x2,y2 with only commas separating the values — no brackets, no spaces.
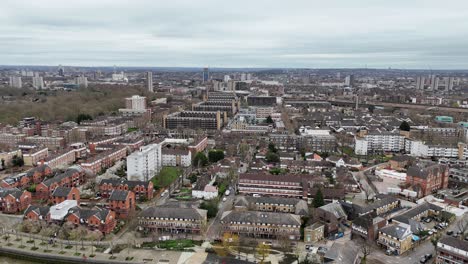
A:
220,210,302,240
138,206,208,234
234,196,309,216
0,188,32,213
66,207,117,234
35,166,86,200
1,165,53,189
377,223,413,255
108,190,135,219
99,179,153,200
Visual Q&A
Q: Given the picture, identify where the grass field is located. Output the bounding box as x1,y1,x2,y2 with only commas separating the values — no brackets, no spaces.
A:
151,167,182,189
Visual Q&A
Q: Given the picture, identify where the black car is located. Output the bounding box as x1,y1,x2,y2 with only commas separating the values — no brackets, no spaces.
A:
446,230,453,235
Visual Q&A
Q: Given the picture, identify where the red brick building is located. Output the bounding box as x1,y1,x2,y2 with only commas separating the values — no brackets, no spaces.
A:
108,190,135,219
1,165,53,189
79,146,127,175
406,162,449,197
66,207,116,234
35,166,86,200
50,186,80,204
0,189,32,214
99,179,153,200
24,205,50,222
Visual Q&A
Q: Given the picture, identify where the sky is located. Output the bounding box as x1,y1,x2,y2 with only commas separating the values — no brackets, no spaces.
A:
1,0,468,69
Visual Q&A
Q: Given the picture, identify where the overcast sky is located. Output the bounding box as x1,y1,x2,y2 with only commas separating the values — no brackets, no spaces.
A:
1,0,468,69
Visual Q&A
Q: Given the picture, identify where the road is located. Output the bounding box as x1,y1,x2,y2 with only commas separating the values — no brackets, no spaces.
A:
352,163,385,201
206,194,235,241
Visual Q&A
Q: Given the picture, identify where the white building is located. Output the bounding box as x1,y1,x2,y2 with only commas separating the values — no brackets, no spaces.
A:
32,73,44,89
354,137,369,155
125,95,146,110
127,143,162,181
112,72,127,82
146,72,153,92
76,75,88,88
162,149,191,167
354,132,405,155
9,76,22,88
407,140,465,159
50,200,78,221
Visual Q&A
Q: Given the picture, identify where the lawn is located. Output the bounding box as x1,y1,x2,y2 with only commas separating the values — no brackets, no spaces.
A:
140,239,201,250
152,167,182,189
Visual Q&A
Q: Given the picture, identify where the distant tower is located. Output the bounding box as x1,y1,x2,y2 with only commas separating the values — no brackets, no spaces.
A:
345,75,355,87
203,67,210,83
9,76,22,88
32,73,44,89
355,95,359,110
76,75,88,88
146,71,153,92
58,65,64,77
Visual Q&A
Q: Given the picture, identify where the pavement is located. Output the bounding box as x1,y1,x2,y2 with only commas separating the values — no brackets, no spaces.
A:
206,193,235,240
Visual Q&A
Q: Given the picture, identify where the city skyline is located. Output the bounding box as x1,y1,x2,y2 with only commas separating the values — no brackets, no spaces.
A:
1,0,468,69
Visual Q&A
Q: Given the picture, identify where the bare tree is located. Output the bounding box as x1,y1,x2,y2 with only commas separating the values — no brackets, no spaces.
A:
456,214,468,240
360,241,372,261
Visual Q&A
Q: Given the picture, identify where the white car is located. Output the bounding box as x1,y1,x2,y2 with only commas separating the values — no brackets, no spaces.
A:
222,197,227,202
253,194,261,197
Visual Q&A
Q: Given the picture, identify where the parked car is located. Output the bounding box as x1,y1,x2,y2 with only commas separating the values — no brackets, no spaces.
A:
385,249,394,256
446,230,453,235
222,197,227,202
424,218,432,223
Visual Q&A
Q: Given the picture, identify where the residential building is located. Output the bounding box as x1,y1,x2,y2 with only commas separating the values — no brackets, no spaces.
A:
406,162,449,197
146,72,153,92
99,179,153,200
50,187,80,205
138,206,207,234
0,188,32,214
79,146,127,175
377,223,413,255
35,166,86,200
75,75,88,88
49,200,78,222
126,143,162,181
354,132,405,155
66,207,116,234
162,148,191,167
108,190,135,219
9,76,22,88
233,196,309,216
221,210,302,240
314,202,347,235
32,73,44,89
24,205,50,222
304,222,325,243
163,111,226,130
247,96,277,106
351,214,386,241
436,236,468,264
1,165,53,189
22,147,48,166
392,202,442,233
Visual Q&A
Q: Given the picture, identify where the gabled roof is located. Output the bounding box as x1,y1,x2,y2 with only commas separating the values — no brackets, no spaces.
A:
0,188,25,199
68,207,111,221
318,203,347,219
140,206,207,221
392,202,442,224
221,210,301,227
24,205,50,218
100,178,150,189
109,190,130,201
380,223,412,240
52,186,73,197
438,236,468,251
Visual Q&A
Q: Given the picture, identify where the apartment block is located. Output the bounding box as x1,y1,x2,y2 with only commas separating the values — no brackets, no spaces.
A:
163,111,225,130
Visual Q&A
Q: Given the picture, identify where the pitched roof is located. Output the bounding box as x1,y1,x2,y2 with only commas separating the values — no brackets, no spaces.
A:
318,203,347,219
109,190,131,201
392,202,442,224
24,205,50,218
0,188,25,199
380,223,412,240
52,186,73,197
68,207,111,221
438,236,468,251
140,206,207,221
100,178,150,189
221,210,301,227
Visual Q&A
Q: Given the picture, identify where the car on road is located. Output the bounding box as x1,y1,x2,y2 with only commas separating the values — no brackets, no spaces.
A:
385,249,394,256
225,190,230,196
253,194,261,197
222,197,227,202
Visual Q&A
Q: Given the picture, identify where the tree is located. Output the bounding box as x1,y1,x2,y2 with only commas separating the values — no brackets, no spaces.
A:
256,242,270,264
222,232,239,256
265,152,280,163
11,155,24,167
399,121,411,131
208,149,225,163
456,214,468,239
193,152,208,167
360,241,372,262
200,200,218,218
313,188,325,208
268,142,278,153
76,113,93,124
266,116,274,124
368,105,375,113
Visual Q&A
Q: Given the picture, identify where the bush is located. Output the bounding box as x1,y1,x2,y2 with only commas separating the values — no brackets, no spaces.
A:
208,149,225,163
200,200,219,218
